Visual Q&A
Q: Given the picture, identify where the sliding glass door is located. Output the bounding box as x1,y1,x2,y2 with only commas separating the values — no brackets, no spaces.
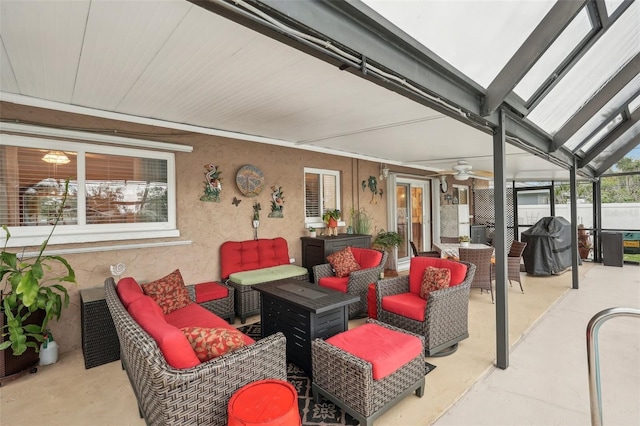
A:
393,177,432,270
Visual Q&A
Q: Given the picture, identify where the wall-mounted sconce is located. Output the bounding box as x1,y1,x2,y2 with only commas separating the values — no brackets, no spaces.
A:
42,151,70,165
379,163,390,180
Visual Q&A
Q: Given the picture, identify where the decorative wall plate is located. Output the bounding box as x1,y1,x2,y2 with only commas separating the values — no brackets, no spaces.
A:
236,165,265,197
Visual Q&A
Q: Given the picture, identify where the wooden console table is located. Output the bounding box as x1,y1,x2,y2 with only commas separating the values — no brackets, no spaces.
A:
254,279,358,378
301,234,371,281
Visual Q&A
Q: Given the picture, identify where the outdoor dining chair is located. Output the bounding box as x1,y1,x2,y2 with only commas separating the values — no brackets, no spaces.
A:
440,236,460,243
459,246,494,303
410,241,440,258
491,241,527,293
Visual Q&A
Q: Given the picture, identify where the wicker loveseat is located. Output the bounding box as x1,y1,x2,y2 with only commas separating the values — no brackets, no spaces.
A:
221,238,308,323
104,277,287,426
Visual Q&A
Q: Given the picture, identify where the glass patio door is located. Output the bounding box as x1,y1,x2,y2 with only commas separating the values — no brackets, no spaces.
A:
394,178,432,268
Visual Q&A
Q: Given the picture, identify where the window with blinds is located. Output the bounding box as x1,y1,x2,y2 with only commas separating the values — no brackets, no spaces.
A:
1,136,177,247
304,168,341,225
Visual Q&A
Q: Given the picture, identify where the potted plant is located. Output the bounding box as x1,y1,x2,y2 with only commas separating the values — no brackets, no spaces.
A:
1,180,75,380
349,207,372,235
322,209,341,236
308,227,317,238
578,225,591,259
372,229,404,276
459,235,471,247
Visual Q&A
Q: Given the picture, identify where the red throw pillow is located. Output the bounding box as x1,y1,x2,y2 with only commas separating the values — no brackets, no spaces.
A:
326,246,361,278
181,327,247,362
419,266,451,300
141,269,192,315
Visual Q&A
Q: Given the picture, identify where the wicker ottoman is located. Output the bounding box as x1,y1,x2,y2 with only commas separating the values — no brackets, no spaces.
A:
311,319,425,426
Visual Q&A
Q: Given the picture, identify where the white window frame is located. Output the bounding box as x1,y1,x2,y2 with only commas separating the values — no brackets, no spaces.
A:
304,167,342,228
1,132,180,248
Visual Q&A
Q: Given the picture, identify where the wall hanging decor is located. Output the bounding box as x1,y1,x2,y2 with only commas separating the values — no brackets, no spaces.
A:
200,163,222,202
252,201,261,240
236,164,265,197
362,176,383,204
268,185,285,218
232,197,242,207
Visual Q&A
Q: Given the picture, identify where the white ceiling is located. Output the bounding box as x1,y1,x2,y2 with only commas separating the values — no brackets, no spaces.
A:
0,0,571,181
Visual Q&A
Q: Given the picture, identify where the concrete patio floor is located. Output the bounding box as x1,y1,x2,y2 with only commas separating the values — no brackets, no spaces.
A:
1,262,638,425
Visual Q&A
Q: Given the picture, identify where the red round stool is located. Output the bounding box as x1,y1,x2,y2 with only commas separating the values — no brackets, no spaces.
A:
228,379,300,426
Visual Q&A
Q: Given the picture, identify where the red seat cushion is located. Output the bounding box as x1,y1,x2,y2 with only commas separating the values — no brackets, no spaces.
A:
194,281,228,303
409,257,467,294
381,293,427,321
116,277,144,308
127,296,200,369
351,248,383,269
318,276,349,293
326,323,422,380
165,303,255,346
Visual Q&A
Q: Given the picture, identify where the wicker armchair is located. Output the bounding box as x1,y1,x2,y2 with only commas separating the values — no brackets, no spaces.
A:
313,248,388,318
491,241,527,293
459,246,495,303
104,277,287,426
376,258,476,356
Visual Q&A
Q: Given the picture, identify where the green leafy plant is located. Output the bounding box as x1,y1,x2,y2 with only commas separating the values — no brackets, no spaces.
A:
372,229,404,250
1,180,76,356
350,207,372,235
308,227,316,232
322,208,341,223
458,235,471,243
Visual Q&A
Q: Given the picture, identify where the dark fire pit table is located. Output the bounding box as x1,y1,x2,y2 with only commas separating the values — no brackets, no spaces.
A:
253,279,358,378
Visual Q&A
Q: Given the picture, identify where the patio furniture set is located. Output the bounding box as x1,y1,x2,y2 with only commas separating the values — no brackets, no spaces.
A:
104,236,482,425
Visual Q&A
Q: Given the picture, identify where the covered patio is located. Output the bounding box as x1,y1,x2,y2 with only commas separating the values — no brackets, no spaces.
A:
1,0,639,424
2,263,638,425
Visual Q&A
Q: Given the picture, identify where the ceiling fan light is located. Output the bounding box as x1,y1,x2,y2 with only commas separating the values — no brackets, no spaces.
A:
42,151,70,165
456,172,470,181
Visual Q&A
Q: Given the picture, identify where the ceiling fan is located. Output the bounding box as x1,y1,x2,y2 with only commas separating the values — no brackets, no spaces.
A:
435,160,493,181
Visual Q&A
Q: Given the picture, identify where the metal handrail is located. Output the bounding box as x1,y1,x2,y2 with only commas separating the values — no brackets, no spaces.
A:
586,307,640,426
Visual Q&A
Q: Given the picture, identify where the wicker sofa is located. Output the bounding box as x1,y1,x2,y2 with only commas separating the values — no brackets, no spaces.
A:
220,238,308,323
104,277,287,426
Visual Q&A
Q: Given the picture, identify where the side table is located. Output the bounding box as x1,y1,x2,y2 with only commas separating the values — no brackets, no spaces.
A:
80,287,120,369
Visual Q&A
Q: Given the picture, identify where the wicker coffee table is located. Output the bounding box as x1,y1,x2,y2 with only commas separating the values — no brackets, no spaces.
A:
253,279,358,377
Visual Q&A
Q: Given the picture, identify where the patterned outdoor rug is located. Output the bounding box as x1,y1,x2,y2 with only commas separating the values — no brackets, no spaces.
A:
238,322,436,425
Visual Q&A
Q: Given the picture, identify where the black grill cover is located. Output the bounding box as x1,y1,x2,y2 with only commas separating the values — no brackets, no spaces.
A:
521,217,573,275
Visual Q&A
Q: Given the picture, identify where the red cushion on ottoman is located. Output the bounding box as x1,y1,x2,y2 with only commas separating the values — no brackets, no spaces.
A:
326,323,422,380
194,281,228,303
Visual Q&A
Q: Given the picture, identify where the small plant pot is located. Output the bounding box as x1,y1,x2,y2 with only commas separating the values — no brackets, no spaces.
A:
460,241,470,247
309,231,316,238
